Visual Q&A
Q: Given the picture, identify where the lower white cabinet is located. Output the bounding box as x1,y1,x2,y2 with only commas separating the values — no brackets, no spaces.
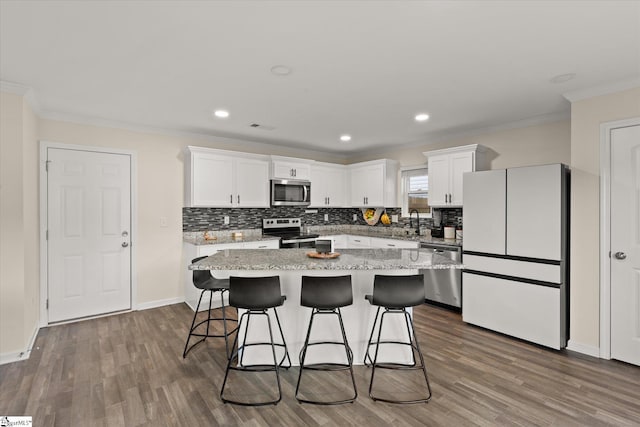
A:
369,237,419,249
322,234,418,250
183,240,278,311
346,235,371,248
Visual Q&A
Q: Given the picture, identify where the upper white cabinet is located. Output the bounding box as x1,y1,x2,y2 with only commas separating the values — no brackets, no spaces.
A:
348,159,399,207
423,144,485,207
270,156,313,181
185,146,270,207
310,162,347,207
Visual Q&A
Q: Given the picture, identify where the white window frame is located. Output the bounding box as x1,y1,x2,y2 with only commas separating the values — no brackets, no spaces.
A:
401,166,431,218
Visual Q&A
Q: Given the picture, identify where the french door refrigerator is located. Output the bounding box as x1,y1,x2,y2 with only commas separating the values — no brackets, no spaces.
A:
462,164,569,349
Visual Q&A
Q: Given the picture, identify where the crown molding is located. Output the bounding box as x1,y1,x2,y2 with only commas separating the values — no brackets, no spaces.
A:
563,76,640,102
0,80,42,114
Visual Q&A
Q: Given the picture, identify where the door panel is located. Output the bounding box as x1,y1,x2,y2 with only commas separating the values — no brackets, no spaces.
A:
449,151,473,205
462,169,506,254
48,148,131,323
507,164,563,260
611,124,640,365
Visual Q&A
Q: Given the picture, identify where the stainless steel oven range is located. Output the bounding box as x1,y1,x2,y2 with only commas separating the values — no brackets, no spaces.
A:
262,218,319,249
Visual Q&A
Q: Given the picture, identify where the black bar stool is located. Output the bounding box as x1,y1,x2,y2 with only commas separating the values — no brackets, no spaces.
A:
183,256,238,359
364,274,432,404
295,275,357,405
220,275,291,406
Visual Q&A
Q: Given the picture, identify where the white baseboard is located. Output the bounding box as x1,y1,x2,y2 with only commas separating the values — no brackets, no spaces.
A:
0,325,40,366
136,296,184,311
566,339,600,358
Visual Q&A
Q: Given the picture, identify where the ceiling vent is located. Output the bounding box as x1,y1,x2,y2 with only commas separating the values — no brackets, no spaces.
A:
249,123,275,131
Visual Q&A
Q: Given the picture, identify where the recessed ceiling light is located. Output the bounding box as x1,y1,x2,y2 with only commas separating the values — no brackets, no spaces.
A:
271,65,292,76
340,134,352,142
213,110,229,118
549,73,576,84
415,113,430,122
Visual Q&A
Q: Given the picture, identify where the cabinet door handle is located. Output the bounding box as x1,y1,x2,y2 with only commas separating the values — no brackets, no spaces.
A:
237,194,240,204
258,245,267,249
294,168,297,177
230,194,233,204
327,197,330,205
387,244,396,247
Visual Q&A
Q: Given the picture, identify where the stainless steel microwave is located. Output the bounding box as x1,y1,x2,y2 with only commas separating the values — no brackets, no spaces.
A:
270,179,311,206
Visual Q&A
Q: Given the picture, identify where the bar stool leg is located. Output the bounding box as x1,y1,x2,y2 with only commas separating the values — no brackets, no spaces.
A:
273,308,292,368
406,310,432,400
220,309,285,406
295,308,357,405
182,290,207,358
368,308,431,404
364,307,382,366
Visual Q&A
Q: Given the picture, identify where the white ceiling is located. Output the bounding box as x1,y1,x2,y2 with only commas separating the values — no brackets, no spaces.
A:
1,1,639,156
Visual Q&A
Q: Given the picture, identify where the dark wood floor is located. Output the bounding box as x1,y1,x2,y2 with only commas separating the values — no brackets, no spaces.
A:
1,302,639,426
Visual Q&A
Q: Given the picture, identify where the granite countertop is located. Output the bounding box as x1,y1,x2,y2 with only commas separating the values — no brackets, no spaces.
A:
316,229,462,247
184,225,462,247
183,231,280,246
189,248,462,271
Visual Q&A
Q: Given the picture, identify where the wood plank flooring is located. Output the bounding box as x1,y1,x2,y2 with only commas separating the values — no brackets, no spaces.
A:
1,303,639,426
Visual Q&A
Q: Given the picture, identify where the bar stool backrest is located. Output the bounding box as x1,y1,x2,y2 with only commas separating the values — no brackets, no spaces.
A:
191,256,212,288
229,276,283,309
301,275,353,309
372,274,425,308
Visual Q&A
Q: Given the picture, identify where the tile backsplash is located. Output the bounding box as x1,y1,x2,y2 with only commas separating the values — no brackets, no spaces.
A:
183,206,463,232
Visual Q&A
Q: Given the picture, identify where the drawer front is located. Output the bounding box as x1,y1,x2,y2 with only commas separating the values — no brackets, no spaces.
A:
462,272,562,349
463,254,561,284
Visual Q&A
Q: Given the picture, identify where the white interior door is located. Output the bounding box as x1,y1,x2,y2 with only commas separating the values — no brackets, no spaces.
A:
610,124,640,366
47,148,131,323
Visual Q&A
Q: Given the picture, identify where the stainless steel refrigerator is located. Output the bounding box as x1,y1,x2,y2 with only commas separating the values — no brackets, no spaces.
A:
462,164,569,349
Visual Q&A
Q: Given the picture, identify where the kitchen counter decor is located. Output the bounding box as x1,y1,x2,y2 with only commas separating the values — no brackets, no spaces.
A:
362,207,384,225
306,251,340,259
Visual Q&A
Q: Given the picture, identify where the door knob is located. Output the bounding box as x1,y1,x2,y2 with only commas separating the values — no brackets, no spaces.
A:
122,242,129,248
614,251,626,260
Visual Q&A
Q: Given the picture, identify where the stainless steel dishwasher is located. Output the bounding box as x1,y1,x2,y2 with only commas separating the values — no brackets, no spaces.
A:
420,242,462,309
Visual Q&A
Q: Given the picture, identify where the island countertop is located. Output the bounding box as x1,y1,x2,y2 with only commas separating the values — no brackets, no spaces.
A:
189,248,461,271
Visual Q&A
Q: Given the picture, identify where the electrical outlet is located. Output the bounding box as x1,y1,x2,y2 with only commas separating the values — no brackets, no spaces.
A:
353,214,357,221
160,216,168,227
324,213,329,222
391,214,399,223
223,216,229,225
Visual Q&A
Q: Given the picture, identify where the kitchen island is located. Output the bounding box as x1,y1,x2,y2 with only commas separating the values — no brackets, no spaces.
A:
190,248,461,365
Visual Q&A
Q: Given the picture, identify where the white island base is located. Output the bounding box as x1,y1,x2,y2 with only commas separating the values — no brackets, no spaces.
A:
222,269,417,367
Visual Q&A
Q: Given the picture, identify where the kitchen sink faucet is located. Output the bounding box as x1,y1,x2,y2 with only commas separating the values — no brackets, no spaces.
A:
409,209,420,236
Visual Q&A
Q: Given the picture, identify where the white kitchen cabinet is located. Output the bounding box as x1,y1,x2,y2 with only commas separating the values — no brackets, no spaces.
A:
423,144,484,207
184,240,278,311
348,159,399,207
185,146,269,207
346,235,371,248
310,162,347,207
369,237,419,249
270,156,313,181
242,240,279,250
